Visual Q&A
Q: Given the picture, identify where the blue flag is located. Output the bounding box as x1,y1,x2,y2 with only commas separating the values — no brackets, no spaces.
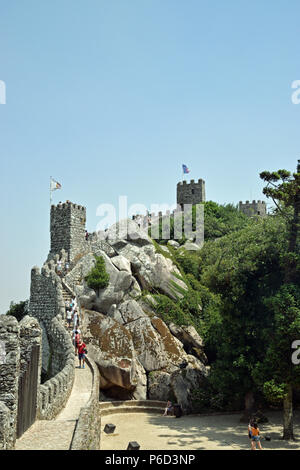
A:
182,164,190,174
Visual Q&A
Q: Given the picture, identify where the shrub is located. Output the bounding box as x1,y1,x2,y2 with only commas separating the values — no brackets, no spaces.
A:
85,255,110,292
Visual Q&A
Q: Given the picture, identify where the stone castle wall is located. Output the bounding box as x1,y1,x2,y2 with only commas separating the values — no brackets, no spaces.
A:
29,260,75,420
70,355,101,450
177,179,206,208
0,316,20,449
49,202,87,263
0,315,42,450
38,316,75,420
239,200,267,217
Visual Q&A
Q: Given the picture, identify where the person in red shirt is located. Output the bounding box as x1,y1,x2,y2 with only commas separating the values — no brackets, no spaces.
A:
77,339,87,369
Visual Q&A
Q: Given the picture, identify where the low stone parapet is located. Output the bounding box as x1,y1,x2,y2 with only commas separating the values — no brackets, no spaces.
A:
0,402,11,450
38,317,75,420
70,356,101,450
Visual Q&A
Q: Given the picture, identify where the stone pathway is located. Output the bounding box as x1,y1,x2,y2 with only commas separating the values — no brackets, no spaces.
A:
15,358,92,450
101,410,300,451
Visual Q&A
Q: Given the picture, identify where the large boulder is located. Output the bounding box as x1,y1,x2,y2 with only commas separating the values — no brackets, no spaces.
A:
79,221,189,306
104,219,152,248
107,300,188,373
148,371,172,402
102,219,188,300
131,359,147,400
82,310,142,395
77,251,137,314
121,247,187,300
148,355,209,413
170,356,208,413
111,255,132,273
168,323,208,364
68,218,209,408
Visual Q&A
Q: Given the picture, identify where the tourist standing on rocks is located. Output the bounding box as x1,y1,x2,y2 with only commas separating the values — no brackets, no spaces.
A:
77,339,87,368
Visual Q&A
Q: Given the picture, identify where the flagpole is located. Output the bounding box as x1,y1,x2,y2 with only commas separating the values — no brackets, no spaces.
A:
50,176,52,208
50,176,52,233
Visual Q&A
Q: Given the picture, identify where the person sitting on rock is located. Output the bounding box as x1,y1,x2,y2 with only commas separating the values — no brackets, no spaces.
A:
163,400,173,416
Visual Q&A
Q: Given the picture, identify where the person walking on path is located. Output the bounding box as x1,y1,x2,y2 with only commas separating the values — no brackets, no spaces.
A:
248,421,263,450
64,261,70,273
73,309,78,329
73,329,81,355
77,339,87,368
57,260,62,276
66,309,72,329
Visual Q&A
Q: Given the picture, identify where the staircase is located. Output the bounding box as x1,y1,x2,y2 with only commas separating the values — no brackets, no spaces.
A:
62,285,73,306
99,400,166,417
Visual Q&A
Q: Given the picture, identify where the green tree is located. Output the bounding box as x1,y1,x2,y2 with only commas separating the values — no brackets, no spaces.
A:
198,215,287,412
6,300,27,321
252,285,300,440
85,255,110,293
260,160,300,284
257,160,300,439
151,201,250,244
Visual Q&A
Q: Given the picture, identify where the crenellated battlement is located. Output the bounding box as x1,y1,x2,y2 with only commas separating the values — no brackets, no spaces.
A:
49,201,87,263
177,178,205,186
239,200,267,217
51,201,85,211
177,178,206,207
239,200,266,205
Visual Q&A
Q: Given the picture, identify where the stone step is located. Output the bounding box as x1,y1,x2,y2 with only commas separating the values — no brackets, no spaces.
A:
99,400,166,410
61,288,73,304
100,406,165,417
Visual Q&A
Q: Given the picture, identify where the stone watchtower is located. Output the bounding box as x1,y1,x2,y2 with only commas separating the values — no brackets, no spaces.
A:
239,200,267,217
49,201,87,263
177,179,206,209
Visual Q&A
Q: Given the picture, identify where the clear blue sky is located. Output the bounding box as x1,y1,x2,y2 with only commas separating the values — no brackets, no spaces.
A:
0,0,299,314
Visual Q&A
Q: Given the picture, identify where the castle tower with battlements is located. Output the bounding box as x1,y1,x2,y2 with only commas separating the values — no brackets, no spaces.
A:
177,179,206,209
239,200,267,217
49,201,87,262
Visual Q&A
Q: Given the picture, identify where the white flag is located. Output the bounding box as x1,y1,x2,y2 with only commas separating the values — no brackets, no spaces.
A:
50,178,62,191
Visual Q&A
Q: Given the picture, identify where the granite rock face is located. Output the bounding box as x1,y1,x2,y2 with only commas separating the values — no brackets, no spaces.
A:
67,219,209,411
78,220,188,310
81,300,208,411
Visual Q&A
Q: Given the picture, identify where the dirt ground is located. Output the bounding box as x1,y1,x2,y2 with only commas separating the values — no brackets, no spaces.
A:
101,410,300,451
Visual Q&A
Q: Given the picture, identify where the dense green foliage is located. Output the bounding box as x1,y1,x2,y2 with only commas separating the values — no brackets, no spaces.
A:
201,201,251,241
85,255,110,292
153,192,300,423
6,300,27,321
151,201,250,244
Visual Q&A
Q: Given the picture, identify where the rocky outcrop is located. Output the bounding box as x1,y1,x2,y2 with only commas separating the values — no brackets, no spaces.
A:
95,220,188,300
82,301,208,411
68,219,209,412
148,356,208,414
168,323,208,364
